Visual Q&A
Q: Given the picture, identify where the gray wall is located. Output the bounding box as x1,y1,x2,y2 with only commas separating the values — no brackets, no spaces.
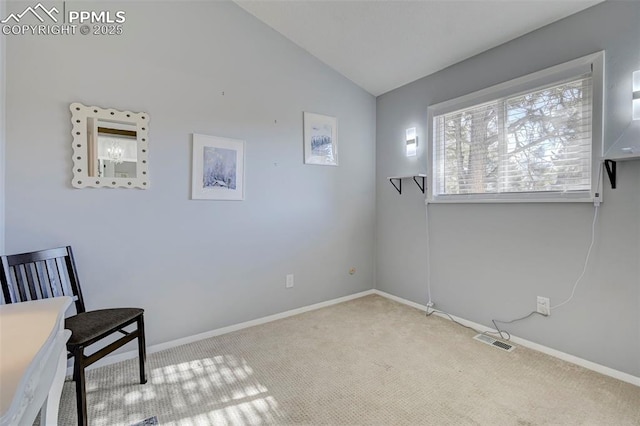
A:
376,1,640,377
5,1,376,346
1,0,5,252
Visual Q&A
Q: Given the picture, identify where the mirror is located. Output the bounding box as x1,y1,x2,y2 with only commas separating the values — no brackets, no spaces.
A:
70,103,150,189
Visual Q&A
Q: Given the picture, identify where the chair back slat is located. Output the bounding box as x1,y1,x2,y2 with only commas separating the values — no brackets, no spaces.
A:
1,260,18,303
35,261,52,298
50,260,64,298
52,257,67,296
13,264,32,301
24,262,42,300
0,246,86,313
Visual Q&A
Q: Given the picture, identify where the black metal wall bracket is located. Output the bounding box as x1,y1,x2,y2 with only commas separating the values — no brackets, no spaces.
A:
388,174,426,194
389,177,402,194
604,159,617,189
413,176,425,193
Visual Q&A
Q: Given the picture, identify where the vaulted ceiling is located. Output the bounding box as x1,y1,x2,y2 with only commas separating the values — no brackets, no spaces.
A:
235,0,603,96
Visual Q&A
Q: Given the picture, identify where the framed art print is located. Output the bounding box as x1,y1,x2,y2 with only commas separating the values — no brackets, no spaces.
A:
303,112,338,166
192,134,245,200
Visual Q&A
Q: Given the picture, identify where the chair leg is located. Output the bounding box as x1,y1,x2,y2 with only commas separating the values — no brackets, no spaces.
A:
137,315,147,384
72,347,88,426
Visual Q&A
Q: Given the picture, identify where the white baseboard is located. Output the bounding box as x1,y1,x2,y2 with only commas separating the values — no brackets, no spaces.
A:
373,289,640,388
73,289,376,374
72,288,639,388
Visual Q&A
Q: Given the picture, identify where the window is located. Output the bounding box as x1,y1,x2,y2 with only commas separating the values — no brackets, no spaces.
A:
428,52,603,203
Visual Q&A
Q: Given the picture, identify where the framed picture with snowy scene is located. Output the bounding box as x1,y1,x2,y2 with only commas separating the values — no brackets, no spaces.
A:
192,134,245,200
303,112,338,166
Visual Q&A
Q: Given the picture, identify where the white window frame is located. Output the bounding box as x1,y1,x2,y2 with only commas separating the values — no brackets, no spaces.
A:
427,51,604,203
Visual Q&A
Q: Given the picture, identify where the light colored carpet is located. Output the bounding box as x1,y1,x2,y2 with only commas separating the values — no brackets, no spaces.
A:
54,294,640,425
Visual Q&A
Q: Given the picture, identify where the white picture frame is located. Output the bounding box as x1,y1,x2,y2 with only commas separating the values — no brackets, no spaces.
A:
303,112,338,166
192,134,245,200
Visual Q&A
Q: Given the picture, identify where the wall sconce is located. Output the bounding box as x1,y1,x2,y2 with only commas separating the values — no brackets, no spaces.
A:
633,70,640,120
406,127,417,157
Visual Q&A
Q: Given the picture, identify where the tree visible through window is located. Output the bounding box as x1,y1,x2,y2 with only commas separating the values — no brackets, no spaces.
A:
433,76,593,198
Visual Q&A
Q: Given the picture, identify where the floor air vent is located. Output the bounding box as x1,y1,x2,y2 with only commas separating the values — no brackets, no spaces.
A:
473,334,515,352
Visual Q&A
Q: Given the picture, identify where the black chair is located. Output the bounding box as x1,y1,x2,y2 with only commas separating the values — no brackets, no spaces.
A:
0,246,147,426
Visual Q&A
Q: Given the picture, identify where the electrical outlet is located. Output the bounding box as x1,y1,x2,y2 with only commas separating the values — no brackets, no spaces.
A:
536,296,550,316
285,274,294,288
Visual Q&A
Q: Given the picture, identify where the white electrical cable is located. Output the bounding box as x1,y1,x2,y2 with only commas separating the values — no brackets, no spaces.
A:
551,204,599,310
551,161,603,310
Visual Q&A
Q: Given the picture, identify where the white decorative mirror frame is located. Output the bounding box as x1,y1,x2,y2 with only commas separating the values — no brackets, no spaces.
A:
70,102,150,189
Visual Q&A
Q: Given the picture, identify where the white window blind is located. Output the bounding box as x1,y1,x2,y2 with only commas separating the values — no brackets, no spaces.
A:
433,75,593,199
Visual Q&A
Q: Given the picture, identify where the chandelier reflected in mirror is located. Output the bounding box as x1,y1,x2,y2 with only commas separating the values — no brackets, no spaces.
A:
107,141,125,164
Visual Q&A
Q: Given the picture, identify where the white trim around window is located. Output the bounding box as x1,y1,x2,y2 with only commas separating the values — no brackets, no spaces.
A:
427,51,604,204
